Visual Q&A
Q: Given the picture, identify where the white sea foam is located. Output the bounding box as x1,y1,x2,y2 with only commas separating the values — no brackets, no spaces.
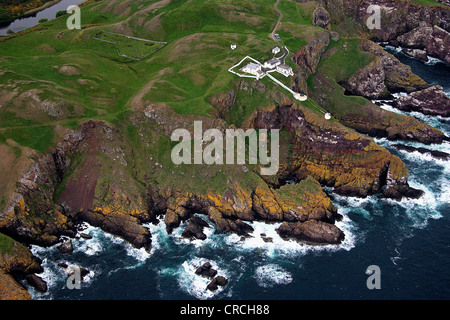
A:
384,45,402,54
173,257,229,300
222,218,357,259
27,255,60,299
102,232,151,263
377,101,450,137
73,224,104,256
425,56,445,66
254,264,293,288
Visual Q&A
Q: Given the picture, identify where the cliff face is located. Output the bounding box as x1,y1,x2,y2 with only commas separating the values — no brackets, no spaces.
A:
1,0,448,299
304,0,450,62
0,233,43,300
395,85,450,116
310,0,450,38
342,40,428,98
252,103,419,199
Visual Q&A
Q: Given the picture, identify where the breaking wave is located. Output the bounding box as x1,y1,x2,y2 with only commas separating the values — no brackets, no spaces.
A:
254,264,293,288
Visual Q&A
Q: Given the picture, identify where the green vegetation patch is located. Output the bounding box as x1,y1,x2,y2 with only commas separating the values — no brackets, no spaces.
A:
0,125,55,153
0,232,14,254
93,31,166,60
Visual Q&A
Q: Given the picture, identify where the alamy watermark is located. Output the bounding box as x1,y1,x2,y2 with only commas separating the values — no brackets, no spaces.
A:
66,265,82,290
170,121,280,176
366,5,381,30
66,5,81,30
366,265,381,290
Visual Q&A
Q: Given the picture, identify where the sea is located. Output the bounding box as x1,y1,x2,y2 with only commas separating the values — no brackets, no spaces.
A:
28,46,450,300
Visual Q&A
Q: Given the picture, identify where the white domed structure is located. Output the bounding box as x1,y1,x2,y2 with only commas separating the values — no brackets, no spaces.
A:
294,93,307,101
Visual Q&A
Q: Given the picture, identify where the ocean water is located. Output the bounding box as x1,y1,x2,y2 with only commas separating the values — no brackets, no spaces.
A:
27,49,450,300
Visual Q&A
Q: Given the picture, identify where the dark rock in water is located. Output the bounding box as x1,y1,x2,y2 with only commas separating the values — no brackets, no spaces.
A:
80,267,89,279
57,262,68,269
78,208,152,253
206,276,228,291
383,181,424,201
276,220,345,245
25,274,48,293
80,233,92,239
181,216,210,240
393,144,450,160
260,233,273,243
57,239,73,254
383,157,425,201
206,279,218,291
234,219,254,234
402,48,429,62
195,262,217,278
66,265,89,280
395,86,450,117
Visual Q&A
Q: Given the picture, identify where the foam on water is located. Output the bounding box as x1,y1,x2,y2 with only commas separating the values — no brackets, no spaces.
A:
73,224,104,256
376,101,450,138
102,232,151,263
425,56,445,66
384,45,402,54
168,257,229,300
222,217,357,259
29,243,97,299
254,264,293,288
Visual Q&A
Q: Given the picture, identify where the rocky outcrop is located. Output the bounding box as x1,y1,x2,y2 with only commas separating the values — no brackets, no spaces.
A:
207,276,228,291
79,205,152,252
0,232,44,300
208,89,236,120
319,0,450,41
393,144,450,160
401,48,429,62
313,5,331,30
340,40,428,99
395,85,450,117
252,178,340,223
181,216,210,240
57,238,73,254
397,24,433,49
195,262,218,278
277,220,345,244
341,57,390,99
383,156,423,200
360,40,429,94
253,103,421,199
397,25,450,64
25,274,47,293
426,26,450,64
293,31,330,76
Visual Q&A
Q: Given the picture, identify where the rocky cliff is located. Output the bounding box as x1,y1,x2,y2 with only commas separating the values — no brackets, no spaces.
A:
0,233,43,300
395,85,450,116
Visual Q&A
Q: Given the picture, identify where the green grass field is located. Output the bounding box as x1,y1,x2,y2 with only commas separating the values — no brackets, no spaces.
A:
93,31,166,59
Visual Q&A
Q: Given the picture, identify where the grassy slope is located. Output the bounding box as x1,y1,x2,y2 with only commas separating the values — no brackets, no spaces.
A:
0,0,323,150
0,0,327,204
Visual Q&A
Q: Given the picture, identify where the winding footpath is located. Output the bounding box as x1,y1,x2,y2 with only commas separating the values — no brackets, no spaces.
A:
270,0,283,44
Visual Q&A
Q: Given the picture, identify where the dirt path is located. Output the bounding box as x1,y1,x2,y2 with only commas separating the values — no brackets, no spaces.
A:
269,0,282,44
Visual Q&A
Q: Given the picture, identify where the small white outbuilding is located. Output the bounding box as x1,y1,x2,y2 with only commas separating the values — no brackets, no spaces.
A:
276,64,294,77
